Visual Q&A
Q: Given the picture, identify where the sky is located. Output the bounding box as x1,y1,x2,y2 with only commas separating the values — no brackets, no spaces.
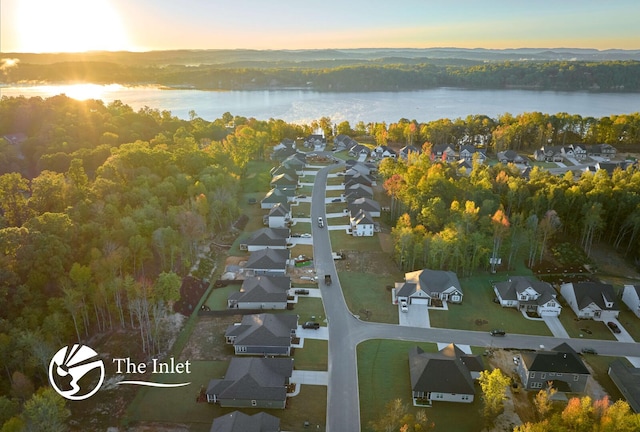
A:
1,0,640,53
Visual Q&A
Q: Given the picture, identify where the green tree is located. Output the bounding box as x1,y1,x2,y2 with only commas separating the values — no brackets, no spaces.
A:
21,388,70,432
478,368,511,422
0,173,31,227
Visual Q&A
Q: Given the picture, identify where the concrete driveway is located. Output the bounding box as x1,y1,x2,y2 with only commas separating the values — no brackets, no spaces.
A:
542,316,570,338
297,326,329,340
398,303,430,328
291,370,329,386
604,318,635,343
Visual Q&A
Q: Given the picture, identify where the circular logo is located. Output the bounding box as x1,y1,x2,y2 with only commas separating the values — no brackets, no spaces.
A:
48,344,105,401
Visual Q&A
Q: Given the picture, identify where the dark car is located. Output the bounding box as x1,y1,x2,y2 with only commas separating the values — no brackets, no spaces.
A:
302,321,320,329
581,347,598,355
294,289,309,295
331,198,342,202
490,329,506,336
607,321,621,334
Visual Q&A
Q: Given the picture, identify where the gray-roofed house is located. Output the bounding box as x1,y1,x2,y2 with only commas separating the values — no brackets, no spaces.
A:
497,150,526,164
560,282,620,320
493,276,561,317
622,284,640,319
270,165,298,178
459,145,487,163
409,344,483,405
571,144,587,160
348,197,381,218
345,160,374,176
206,357,294,408
345,183,373,201
344,172,374,188
227,275,291,309
399,145,421,161
261,188,295,209
267,203,291,228
587,144,617,158
350,209,374,237
608,360,640,413
225,313,298,356
395,269,463,306
241,228,290,252
210,411,280,432
517,343,590,392
282,153,307,173
430,144,457,162
374,145,397,159
244,248,289,277
270,173,298,191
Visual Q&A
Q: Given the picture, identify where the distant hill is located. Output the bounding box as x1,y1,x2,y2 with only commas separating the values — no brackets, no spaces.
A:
4,47,640,66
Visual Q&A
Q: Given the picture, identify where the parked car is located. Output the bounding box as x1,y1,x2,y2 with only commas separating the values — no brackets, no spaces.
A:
300,233,312,238
324,274,332,286
400,300,408,313
295,289,310,295
317,217,324,228
302,321,320,329
490,329,506,336
581,347,598,355
607,321,621,334
291,233,301,238
297,195,307,199
331,198,342,202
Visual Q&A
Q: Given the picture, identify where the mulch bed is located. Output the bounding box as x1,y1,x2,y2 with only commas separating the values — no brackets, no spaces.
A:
174,276,209,315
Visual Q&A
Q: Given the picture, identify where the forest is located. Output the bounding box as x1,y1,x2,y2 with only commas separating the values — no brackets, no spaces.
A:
0,95,639,430
2,57,640,92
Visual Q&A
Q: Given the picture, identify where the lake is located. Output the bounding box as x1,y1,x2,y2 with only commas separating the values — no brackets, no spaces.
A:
1,83,639,124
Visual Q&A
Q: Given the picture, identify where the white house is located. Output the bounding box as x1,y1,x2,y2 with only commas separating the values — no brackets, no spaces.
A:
622,284,640,319
493,276,561,317
395,269,463,306
350,209,374,237
560,282,620,321
267,203,291,228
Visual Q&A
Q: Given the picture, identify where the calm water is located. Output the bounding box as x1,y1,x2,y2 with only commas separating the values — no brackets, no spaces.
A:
1,84,639,124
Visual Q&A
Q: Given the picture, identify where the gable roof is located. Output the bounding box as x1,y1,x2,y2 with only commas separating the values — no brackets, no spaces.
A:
229,276,290,303
210,411,280,432
405,269,463,295
245,248,289,271
521,343,589,375
246,228,290,247
608,360,640,413
268,203,290,217
568,282,619,312
206,357,293,402
262,188,294,205
494,276,555,302
351,209,374,226
399,145,421,157
348,197,380,215
225,314,298,348
409,345,478,395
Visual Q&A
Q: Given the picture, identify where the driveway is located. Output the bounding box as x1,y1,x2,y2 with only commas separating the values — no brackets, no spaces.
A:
297,326,329,340
542,316,570,338
291,370,329,386
398,303,430,328
604,318,635,343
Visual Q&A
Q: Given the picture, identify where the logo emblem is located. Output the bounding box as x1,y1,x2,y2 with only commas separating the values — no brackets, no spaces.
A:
48,344,105,401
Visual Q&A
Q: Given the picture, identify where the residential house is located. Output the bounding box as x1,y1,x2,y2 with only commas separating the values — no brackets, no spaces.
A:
430,144,457,162
347,197,381,218
345,160,375,176
587,144,617,159
303,133,326,150
243,248,289,277
210,411,281,432
493,276,561,317
560,146,575,159
348,143,371,160
270,165,298,179
497,150,526,164
399,145,421,161
560,282,620,320
409,344,483,405
584,161,630,175
206,357,294,409
227,275,291,309
266,203,291,228
608,360,640,413
456,159,473,175
350,209,374,237
281,153,306,173
395,269,463,306
459,145,486,164
270,173,298,191
517,343,590,392
570,144,587,160
225,313,298,356
622,284,640,319
344,171,374,187
333,134,354,151
374,145,397,159
344,183,373,201
260,188,295,209
241,228,290,252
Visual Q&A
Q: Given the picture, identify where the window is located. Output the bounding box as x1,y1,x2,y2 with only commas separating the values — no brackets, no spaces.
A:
531,382,543,389
251,400,257,407
541,373,546,379
530,372,535,378
550,373,555,376
574,374,579,381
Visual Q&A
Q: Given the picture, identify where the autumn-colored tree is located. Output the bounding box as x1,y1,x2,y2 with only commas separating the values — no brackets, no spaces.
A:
478,368,511,422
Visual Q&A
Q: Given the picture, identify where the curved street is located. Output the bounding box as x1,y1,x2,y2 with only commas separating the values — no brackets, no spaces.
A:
310,163,640,432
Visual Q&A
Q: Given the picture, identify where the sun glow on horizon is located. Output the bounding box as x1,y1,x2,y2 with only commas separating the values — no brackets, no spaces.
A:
16,0,131,53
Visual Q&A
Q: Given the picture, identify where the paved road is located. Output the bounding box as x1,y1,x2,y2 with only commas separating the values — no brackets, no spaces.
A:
310,162,640,432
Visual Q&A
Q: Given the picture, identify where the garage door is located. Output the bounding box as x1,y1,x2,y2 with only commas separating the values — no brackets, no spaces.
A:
411,298,430,305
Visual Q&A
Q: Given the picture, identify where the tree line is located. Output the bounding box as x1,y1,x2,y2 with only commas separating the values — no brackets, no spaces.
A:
379,153,640,276
3,60,640,92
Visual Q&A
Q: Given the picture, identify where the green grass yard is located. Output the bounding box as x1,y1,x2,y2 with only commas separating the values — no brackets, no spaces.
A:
358,339,485,432
338,271,400,323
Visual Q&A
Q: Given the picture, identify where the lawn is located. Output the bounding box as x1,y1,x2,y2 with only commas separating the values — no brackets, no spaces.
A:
329,231,382,251
325,202,347,214
292,201,310,217
293,339,328,371
358,339,485,432
556,309,617,341
289,297,326,325
241,160,277,193
291,221,312,236
204,285,241,310
327,176,345,186
429,274,553,336
325,189,343,198
338,271,400,323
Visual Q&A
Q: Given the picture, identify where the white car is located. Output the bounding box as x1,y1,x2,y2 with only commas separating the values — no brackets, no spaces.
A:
400,300,408,313
317,217,324,228
300,233,312,238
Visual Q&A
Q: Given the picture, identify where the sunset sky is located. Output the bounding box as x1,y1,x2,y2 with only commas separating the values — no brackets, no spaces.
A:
2,0,639,53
